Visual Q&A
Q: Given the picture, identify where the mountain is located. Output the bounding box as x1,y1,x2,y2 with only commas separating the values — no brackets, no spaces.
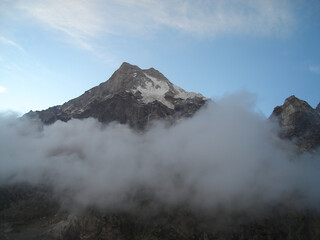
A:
270,95,320,152
26,62,207,129
2,68,320,239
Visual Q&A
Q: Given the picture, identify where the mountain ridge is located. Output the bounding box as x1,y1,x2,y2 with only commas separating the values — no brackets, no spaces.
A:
25,62,207,129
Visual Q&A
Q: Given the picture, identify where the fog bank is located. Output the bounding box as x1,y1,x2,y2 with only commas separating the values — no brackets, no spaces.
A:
0,92,319,212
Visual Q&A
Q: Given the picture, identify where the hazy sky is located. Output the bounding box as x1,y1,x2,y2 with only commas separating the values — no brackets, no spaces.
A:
0,0,319,115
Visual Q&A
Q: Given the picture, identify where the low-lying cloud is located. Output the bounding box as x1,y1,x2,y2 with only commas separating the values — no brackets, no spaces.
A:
0,93,319,213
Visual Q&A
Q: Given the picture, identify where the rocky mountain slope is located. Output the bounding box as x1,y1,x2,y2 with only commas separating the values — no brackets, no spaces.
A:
25,62,207,129
270,95,320,152
2,191,320,240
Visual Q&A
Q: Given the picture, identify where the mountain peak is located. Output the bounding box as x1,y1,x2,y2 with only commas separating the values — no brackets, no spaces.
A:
270,95,320,151
272,95,315,119
100,63,206,110
26,63,207,129
118,62,140,72
283,95,312,110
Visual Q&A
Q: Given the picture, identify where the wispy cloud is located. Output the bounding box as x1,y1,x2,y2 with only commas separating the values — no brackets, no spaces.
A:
0,56,23,73
15,0,294,50
127,0,294,37
309,65,320,75
0,86,6,93
16,0,104,51
0,36,25,52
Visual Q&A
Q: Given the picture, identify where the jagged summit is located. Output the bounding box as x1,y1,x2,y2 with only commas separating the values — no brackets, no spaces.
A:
26,62,207,128
276,95,313,112
270,95,320,151
98,62,205,109
271,95,319,121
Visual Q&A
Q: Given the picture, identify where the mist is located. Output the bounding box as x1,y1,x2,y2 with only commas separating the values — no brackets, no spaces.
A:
1,92,319,213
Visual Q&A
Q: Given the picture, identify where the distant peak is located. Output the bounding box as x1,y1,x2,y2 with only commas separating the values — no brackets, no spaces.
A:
120,62,134,67
118,62,140,72
282,95,311,109
284,95,300,103
271,95,313,118
118,63,161,74
283,96,320,112
270,95,320,152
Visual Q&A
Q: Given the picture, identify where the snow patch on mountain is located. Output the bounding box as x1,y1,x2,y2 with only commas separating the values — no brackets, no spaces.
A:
132,73,205,109
172,84,204,100
135,73,174,109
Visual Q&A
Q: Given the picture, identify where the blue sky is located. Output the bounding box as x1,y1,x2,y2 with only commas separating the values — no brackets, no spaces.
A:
0,0,319,116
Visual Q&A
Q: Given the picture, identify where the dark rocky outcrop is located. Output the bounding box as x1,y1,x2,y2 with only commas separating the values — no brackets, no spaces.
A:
270,95,320,152
25,62,207,129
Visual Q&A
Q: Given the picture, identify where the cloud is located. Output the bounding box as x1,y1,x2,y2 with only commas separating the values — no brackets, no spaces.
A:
0,86,6,93
135,0,294,37
14,0,294,50
309,65,320,75
0,56,23,73
0,36,25,52
15,0,104,51
0,93,319,213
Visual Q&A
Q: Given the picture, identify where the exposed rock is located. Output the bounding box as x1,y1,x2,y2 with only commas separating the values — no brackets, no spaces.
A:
25,62,207,129
270,95,320,152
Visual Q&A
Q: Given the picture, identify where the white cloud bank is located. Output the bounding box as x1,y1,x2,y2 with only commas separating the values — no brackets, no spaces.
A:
0,93,319,213
14,0,294,50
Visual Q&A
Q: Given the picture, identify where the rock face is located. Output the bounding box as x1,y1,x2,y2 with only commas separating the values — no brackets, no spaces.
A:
270,95,320,151
25,62,207,129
